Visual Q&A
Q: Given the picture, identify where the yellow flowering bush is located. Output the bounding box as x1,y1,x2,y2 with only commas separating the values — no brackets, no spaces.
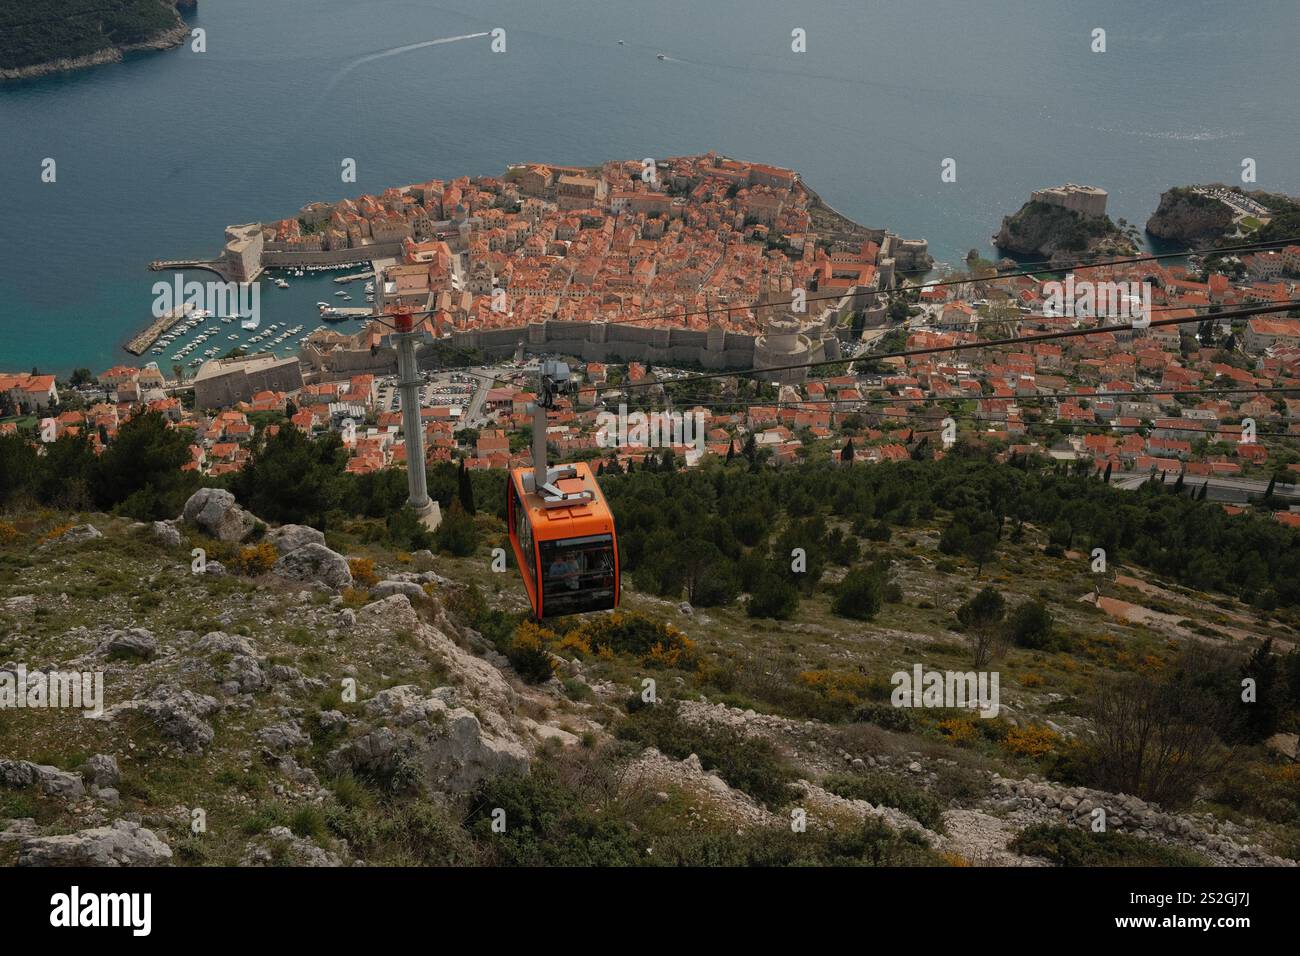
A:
1002,724,1060,759
348,557,379,587
938,717,978,744
234,541,278,576
796,669,878,707
513,613,695,668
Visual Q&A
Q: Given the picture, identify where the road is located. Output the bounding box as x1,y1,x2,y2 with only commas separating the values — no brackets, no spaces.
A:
1113,471,1300,505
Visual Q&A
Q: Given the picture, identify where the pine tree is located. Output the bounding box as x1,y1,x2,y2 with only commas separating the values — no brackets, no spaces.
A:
1103,460,1113,483
841,439,855,464
725,440,735,464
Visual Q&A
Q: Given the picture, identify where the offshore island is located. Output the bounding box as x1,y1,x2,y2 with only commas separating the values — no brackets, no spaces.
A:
0,0,194,81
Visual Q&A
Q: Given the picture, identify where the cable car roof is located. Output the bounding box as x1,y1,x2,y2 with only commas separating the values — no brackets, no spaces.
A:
511,461,613,535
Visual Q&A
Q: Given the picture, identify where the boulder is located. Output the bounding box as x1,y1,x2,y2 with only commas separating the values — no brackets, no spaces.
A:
39,524,101,548
19,820,172,867
81,754,121,789
257,721,310,752
241,826,342,867
197,632,264,694
266,524,326,556
328,694,528,794
0,759,86,799
274,543,353,590
181,488,255,543
318,710,349,733
101,686,219,752
372,580,427,601
0,818,38,843
103,628,158,660
357,594,421,632
150,520,182,548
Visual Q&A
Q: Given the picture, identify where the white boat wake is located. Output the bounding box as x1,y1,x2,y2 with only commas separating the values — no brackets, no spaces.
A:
342,32,490,73
322,32,490,94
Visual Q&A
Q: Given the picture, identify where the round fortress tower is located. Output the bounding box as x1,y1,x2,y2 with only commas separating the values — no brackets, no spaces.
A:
751,274,821,385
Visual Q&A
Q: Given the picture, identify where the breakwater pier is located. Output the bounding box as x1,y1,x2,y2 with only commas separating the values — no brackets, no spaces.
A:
125,303,196,355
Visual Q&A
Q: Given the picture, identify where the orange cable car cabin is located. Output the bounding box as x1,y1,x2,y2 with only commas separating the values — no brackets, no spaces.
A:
507,460,619,620
506,361,620,620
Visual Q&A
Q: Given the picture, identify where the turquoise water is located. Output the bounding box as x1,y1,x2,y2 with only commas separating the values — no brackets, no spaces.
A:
2,0,1298,373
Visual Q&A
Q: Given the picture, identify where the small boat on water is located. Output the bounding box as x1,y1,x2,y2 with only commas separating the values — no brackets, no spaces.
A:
274,278,289,289
656,52,666,60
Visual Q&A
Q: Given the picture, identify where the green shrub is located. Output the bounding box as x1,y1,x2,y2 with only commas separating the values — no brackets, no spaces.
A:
506,625,556,684
464,769,643,866
1011,823,1208,867
823,773,945,832
833,565,886,620
433,502,479,557
852,702,917,732
1007,600,1055,649
616,700,796,808
746,572,799,620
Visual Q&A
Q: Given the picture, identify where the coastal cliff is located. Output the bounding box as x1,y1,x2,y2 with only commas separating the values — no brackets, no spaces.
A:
0,1,193,81
1145,186,1234,245
994,200,1136,263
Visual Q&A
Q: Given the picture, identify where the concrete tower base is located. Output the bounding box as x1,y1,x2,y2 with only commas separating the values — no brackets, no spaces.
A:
411,499,442,532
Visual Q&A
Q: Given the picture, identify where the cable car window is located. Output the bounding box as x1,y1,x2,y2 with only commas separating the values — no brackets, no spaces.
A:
512,483,535,577
539,534,616,616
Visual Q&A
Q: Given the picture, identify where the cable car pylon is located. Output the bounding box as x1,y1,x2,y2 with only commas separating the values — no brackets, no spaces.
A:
392,309,441,530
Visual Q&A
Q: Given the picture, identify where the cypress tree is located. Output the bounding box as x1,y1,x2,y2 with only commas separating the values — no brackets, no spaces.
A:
457,459,476,515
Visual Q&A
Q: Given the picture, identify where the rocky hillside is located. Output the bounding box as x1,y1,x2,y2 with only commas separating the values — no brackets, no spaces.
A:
995,201,1137,263
1145,187,1235,245
1,488,1296,867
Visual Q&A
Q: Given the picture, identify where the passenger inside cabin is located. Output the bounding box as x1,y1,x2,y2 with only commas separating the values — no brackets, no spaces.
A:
547,555,582,590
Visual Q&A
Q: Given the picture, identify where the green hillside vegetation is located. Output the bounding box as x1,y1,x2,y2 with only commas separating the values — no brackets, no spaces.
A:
3,421,1300,864
0,1,182,71
1243,192,1300,246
